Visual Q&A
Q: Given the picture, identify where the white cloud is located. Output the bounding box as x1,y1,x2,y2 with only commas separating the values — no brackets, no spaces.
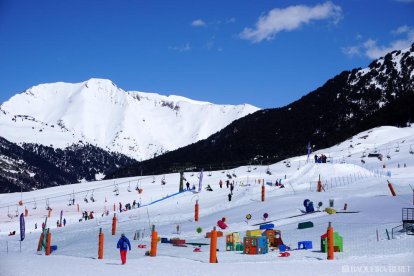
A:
226,18,236,24
343,26,414,59
191,19,206,27
239,1,342,43
169,43,191,52
342,46,361,57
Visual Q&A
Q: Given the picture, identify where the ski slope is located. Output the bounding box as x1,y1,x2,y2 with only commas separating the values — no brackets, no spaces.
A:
0,125,413,276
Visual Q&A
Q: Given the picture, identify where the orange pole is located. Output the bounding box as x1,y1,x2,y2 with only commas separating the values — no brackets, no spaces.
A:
45,229,51,256
24,208,28,217
387,180,396,196
111,214,117,235
150,225,158,257
209,227,217,263
317,174,322,192
195,200,199,222
98,228,104,259
327,222,334,260
114,203,116,212
261,184,265,202
37,232,44,251
48,209,51,218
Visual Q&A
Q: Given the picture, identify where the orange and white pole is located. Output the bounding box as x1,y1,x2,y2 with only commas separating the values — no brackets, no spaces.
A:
98,228,104,259
195,200,199,222
327,222,334,260
111,214,117,235
150,225,158,257
45,229,51,256
48,209,52,218
77,204,80,213
387,180,396,196
209,227,217,263
24,208,28,217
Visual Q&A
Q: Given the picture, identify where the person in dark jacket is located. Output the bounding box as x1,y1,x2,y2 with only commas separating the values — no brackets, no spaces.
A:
117,233,131,264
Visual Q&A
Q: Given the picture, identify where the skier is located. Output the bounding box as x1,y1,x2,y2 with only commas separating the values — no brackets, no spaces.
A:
119,202,122,213
186,182,190,190
42,222,45,230
56,220,59,227
228,193,232,202
35,223,37,229
219,180,223,188
230,183,234,194
117,233,131,265
63,218,66,227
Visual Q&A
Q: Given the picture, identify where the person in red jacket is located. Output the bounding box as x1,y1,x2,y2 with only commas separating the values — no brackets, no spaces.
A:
217,217,228,229
116,233,131,264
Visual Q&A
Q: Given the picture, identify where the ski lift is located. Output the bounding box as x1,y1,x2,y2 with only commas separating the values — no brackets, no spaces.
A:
226,171,232,179
84,191,89,203
90,190,95,202
113,183,119,196
266,166,272,175
33,198,37,210
386,148,391,160
191,172,195,177
361,150,366,158
127,182,132,192
7,206,13,220
161,175,166,185
247,165,251,173
347,149,352,157
208,171,212,177
152,176,156,183
45,199,50,210
135,181,140,191
15,205,19,217
395,143,400,152
409,145,414,155
232,169,237,178
68,194,73,206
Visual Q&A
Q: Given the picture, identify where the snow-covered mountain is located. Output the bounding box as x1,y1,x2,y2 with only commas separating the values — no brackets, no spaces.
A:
0,79,259,160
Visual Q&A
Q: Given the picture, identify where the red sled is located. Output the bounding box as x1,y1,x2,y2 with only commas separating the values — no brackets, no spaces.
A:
279,252,290,257
193,248,201,252
137,244,147,249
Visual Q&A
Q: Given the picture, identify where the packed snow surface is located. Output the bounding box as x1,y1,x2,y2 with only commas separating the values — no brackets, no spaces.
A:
0,125,413,275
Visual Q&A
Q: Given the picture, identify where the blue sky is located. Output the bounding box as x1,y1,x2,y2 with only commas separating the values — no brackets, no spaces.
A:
0,0,413,108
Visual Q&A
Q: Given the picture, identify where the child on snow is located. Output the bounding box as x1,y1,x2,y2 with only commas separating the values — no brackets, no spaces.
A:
117,233,131,265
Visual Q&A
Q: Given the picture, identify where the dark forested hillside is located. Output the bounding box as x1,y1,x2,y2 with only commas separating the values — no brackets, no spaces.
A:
106,44,414,179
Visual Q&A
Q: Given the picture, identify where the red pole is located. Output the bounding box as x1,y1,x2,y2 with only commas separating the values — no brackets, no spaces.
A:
98,228,104,259
37,232,44,252
150,225,158,257
195,200,199,222
261,184,265,202
45,229,51,256
209,227,217,263
327,222,334,260
113,203,116,212
387,180,396,196
111,214,117,235
317,175,322,192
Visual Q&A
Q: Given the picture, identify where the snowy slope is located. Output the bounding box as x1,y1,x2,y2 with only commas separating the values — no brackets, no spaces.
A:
0,79,259,160
0,124,413,275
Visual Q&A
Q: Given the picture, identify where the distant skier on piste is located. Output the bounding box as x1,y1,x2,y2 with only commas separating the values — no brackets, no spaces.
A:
117,233,131,265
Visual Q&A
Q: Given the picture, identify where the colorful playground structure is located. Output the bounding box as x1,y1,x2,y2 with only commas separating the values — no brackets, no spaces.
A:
321,231,343,252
